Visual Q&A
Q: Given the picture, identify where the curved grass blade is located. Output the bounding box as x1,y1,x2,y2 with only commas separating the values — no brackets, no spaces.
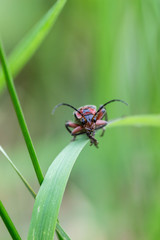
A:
108,114,160,128
0,0,67,93
28,136,88,240
0,200,21,240
0,146,70,239
0,146,36,198
28,114,160,239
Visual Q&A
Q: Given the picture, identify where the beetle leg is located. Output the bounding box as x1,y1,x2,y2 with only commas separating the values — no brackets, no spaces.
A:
94,124,106,136
96,107,108,121
96,120,107,127
101,127,106,137
92,131,95,137
71,126,85,141
71,131,86,141
95,125,106,130
103,111,108,121
66,121,79,128
65,123,84,141
86,133,98,148
71,126,84,135
96,120,107,137
65,121,79,134
71,129,87,142
71,135,76,142
72,131,86,136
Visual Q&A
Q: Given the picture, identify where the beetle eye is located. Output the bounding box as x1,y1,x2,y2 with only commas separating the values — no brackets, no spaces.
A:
81,118,86,125
93,117,96,123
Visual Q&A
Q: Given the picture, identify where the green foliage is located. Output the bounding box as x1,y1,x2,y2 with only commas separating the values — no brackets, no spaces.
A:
108,115,160,128
0,42,44,185
0,0,69,239
1,0,160,239
0,201,21,240
0,0,66,93
56,222,71,240
0,146,36,198
28,136,88,239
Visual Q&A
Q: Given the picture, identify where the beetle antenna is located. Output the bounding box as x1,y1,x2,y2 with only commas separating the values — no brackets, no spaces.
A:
52,103,85,117
95,99,128,116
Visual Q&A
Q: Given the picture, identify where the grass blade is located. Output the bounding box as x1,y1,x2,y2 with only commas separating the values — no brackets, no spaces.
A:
0,146,71,239
0,0,67,93
0,36,70,239
0,200,21,240
28,136,88,240
56,222,71,240
27,114,160,239
0,146,36,198
0,40,44,185
108,114,160,127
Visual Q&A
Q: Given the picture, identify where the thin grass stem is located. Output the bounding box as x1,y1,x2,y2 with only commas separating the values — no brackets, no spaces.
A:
0,146,36,198
0,200,21,240
0,41,70,240
0,41,44,185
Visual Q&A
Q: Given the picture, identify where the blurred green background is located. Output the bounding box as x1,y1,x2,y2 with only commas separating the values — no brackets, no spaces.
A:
1,0,160,239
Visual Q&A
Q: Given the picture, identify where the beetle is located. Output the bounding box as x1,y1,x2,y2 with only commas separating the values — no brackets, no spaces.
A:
52,99,128,147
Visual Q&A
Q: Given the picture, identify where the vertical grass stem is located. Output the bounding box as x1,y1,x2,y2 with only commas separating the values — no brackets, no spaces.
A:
0,42,44,185
0,201,21,240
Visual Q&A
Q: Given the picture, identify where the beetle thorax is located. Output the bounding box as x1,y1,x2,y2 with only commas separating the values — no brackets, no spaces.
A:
84,115,96,132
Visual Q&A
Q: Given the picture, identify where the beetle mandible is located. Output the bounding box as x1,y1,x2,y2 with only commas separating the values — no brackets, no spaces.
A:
52,99,128,147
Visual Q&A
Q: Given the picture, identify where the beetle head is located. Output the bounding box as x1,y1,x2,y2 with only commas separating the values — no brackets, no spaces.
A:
80,114,96,134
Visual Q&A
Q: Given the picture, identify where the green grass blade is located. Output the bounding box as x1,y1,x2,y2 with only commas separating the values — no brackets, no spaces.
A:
56,222,71,240
0,145,71,239
0,0,67,93
28,136,88,240
0,146,36,198
0,200,21,240
108,114,160,128
27,114,160,239
0,40,44,185
0,35,70,238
